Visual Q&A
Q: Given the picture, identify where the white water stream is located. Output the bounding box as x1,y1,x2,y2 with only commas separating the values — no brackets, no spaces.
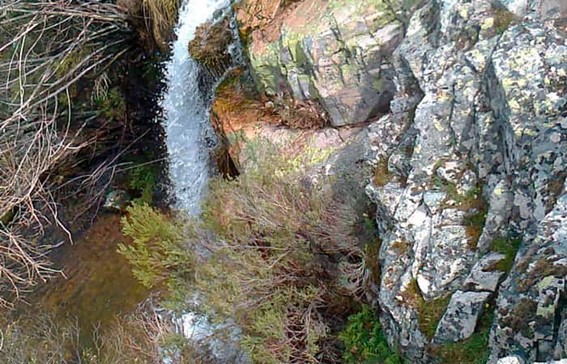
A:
163,0,231,215
162,1,247,362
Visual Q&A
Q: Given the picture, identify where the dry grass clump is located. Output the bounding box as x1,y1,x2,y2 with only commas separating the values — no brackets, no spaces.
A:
0,302,204,364
143,0,180,49
193,141,365,363
0,0,132,306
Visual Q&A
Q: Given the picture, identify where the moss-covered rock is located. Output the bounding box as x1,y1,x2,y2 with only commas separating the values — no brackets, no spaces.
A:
241,0,422,126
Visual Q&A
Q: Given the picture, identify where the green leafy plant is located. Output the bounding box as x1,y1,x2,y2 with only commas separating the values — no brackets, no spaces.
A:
339,305,403,364
128,164,159,204
118,204,193,300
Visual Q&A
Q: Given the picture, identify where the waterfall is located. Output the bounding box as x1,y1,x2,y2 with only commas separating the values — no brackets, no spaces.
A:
163,0,232,215
161,1,248,362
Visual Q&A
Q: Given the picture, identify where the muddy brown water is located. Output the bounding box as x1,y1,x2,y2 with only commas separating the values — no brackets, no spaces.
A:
18,213,149,345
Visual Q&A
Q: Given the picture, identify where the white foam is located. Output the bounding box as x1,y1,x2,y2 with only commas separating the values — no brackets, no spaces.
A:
163,0,230,215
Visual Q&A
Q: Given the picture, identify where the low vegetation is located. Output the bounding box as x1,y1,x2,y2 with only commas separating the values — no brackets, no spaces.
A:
195,143,365,362
0,307,201,364
120,141,369,362
374,159,392,187
490,235,522,272
118,203,193,310
404,279,450,340
128,164,160,204
339,305,403,364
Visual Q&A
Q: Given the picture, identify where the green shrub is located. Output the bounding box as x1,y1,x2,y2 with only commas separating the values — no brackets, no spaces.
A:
128,164,159,204
339,305,403,364
193,140,364,362
118,204,193,304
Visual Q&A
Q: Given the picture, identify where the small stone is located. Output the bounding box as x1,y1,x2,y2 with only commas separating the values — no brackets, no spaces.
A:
463,253,506,292
103,189,131,212
433,290,491,343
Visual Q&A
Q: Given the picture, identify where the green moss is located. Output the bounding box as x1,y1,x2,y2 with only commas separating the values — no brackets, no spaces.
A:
128,164,159,204
339,305,403,364
373,159,391,187
493,7,516,35
365,238,382,286
93,87,126,120
405,279,450,340
463,209,487,250
249,41,283,95
431,175,488,250
490,236,521,272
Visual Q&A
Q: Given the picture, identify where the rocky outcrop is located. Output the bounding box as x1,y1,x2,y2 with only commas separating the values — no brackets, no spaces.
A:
239,0,424,126
224,0,567,362
434,290,491,343
189,18,234,76
360,0,567,362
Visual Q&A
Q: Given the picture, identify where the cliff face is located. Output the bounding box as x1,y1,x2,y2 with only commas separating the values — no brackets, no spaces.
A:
229,0,567,362
363,1,567,362
240,0,419,126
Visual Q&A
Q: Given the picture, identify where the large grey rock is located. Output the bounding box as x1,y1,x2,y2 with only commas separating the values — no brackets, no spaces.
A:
434,290,491,343
491,188,567,362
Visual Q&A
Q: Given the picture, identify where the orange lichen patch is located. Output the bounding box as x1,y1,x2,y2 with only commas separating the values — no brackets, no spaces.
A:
211,69,277,163
236,0,327,54
281,0,328,33
212,80,273,135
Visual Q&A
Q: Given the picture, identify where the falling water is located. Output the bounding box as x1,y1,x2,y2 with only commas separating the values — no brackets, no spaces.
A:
163,0,232,215
161,0,248,361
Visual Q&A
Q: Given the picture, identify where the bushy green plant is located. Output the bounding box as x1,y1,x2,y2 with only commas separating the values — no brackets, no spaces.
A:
339,305,403,364
118,204,193,300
